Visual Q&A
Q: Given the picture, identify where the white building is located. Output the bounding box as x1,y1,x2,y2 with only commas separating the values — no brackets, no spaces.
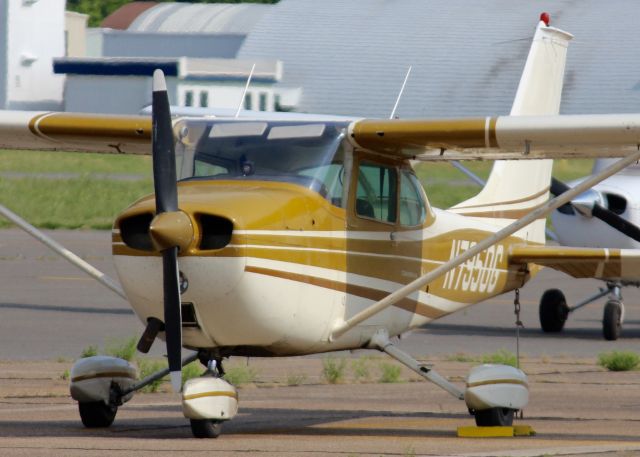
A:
55,57,291,114
0,0,66,110
54,2,298,114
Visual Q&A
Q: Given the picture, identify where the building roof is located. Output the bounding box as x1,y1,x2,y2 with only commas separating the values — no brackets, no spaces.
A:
126,2,271,34
101,2,158,30
239,0,640,118
53,57,281,83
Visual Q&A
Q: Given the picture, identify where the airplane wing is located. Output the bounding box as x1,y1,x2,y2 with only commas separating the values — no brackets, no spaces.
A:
0,111,151,154
349,114,640,160
2,109,640,160
509,245,640,281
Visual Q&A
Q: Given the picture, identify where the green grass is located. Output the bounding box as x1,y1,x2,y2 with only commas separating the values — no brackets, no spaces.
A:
322,356,347,384
598,351,640,371
0,176,152,229
0,149,594,229
182,361,204,387
378,362,402,383
137,358,168,393
351,357,372,382
481,349,518,367
103,336,138,361
285,373,307,386
223,365,258,386
80,344,98,358
0,149,151,175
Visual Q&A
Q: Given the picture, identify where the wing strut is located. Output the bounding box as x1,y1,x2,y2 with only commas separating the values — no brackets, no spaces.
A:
330,150,640,340
0,203,126,299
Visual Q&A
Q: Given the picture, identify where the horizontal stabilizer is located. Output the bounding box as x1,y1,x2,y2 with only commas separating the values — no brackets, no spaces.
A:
509,245,640,281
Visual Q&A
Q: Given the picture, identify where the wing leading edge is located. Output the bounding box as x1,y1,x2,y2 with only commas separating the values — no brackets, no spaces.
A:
509,245,640,281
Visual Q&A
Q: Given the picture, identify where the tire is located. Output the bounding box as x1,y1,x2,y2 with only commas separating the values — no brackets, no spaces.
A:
78,401,117,428
474,408,515,427
539,288,569,332
190,419,222,438
603,300,622,341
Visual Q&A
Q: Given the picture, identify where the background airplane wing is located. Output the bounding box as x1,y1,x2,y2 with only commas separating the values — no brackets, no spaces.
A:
509,245,640,281
349,114,640,160
0,110,151,154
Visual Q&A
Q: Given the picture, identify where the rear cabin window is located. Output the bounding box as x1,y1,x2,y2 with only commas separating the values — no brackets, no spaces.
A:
356,162,397,223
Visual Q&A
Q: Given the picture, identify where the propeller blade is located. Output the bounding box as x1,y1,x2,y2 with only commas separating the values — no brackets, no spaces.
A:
592,203,640,243
163,246,183,392
151,69,182,391
551,178,640,243
152,69,178,214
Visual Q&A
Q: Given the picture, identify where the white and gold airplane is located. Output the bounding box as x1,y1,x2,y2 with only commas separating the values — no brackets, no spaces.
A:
2,14,640,438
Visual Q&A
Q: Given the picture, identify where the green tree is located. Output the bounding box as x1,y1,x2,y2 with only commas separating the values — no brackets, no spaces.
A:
67,0,279,27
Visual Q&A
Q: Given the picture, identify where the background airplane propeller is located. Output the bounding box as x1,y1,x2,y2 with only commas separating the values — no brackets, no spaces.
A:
551,177,640,243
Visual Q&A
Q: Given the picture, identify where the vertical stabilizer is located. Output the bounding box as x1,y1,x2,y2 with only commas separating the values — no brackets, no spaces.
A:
451,16,573,243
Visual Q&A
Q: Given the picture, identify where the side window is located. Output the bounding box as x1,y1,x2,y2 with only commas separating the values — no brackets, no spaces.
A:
356,162,397,223
199,91,209,108
399,170,427,226
184,90,194,107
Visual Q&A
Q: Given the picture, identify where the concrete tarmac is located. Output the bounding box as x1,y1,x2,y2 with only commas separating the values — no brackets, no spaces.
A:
1,228,640,455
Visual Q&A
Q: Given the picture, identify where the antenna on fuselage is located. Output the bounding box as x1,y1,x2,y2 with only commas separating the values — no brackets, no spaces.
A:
235,63,256,118
389,65,412,119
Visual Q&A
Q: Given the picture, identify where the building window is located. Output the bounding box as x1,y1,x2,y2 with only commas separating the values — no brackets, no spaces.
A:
259,92,268,111
244,92,252,110
199,91,209,108
185,90,194,107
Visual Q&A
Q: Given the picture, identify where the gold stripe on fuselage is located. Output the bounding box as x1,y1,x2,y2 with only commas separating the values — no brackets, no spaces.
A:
245,265,444,319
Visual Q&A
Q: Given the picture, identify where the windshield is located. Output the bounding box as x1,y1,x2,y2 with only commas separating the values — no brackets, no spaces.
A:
180,120,349,207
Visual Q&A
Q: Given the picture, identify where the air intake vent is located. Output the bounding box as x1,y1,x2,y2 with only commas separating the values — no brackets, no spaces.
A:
119,213,154,251
198,214,233,250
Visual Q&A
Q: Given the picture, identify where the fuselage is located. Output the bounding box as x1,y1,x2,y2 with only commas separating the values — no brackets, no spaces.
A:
112,119,535,357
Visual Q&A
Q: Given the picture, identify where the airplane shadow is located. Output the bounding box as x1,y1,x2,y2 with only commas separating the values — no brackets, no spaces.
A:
0,302,134,316
419,322,640,340
2,405,639,442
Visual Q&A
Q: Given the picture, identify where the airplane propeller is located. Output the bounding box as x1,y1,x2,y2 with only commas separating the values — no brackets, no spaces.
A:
551,177,640,243
147,69,194,392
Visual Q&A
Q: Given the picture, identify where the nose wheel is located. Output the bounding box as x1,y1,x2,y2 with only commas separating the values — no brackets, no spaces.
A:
603,299,623,341
473,407,515,427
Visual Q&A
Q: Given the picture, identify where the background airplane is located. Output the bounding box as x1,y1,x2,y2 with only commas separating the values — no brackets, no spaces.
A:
535,159,640,340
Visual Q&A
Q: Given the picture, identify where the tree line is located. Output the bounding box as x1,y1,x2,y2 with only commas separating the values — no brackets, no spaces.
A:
67,0,278,27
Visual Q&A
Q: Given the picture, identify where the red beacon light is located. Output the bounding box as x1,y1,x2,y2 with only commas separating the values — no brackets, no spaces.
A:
540,12,550,26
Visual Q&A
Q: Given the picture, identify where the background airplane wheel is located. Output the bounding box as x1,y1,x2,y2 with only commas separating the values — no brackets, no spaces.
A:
603,300,622,341
190,419,222,438
474,408,514,427
539,288,569,332
78,401,117,428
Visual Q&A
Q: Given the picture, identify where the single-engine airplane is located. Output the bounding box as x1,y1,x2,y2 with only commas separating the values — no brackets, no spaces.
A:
3,14,640,438
534,159,640,340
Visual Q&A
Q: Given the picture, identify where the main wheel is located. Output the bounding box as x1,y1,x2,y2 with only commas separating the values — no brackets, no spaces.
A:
78,401,117,428
474,407,515,427
190,419,222,438
539,288,569,332
603,300,622,341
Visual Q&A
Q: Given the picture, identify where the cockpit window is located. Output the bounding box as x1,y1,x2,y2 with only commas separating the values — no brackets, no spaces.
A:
182,120,348,207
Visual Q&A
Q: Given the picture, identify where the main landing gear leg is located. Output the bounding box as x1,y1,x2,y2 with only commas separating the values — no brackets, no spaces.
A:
368,329,528,427
368,329,464,399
